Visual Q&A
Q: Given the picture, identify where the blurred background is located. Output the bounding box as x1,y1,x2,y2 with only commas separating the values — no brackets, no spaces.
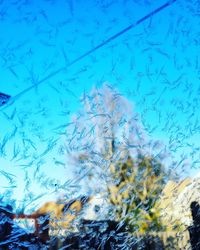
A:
0,0,200,247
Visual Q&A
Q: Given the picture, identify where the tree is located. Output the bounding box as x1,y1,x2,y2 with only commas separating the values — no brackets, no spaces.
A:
108,153,167,232
66,84,170,232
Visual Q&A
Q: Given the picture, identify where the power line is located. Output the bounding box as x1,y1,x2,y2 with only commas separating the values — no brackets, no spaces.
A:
0,0,177,111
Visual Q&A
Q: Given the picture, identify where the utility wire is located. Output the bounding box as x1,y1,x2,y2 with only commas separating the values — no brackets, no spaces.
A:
0,0,177,111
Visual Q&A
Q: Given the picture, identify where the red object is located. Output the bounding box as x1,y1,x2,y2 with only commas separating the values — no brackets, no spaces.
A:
13,213,50,243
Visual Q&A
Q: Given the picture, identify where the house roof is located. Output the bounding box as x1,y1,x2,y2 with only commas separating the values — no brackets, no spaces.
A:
35,196,91,231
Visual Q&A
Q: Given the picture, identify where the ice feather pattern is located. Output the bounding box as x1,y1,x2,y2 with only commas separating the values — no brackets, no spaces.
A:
0,0,199,248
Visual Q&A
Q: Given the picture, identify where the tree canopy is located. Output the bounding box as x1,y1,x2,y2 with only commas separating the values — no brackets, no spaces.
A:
66,84,172,232
108,153,167,232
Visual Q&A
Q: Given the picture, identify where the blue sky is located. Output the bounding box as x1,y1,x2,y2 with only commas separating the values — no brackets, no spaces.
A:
0,0,200,211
